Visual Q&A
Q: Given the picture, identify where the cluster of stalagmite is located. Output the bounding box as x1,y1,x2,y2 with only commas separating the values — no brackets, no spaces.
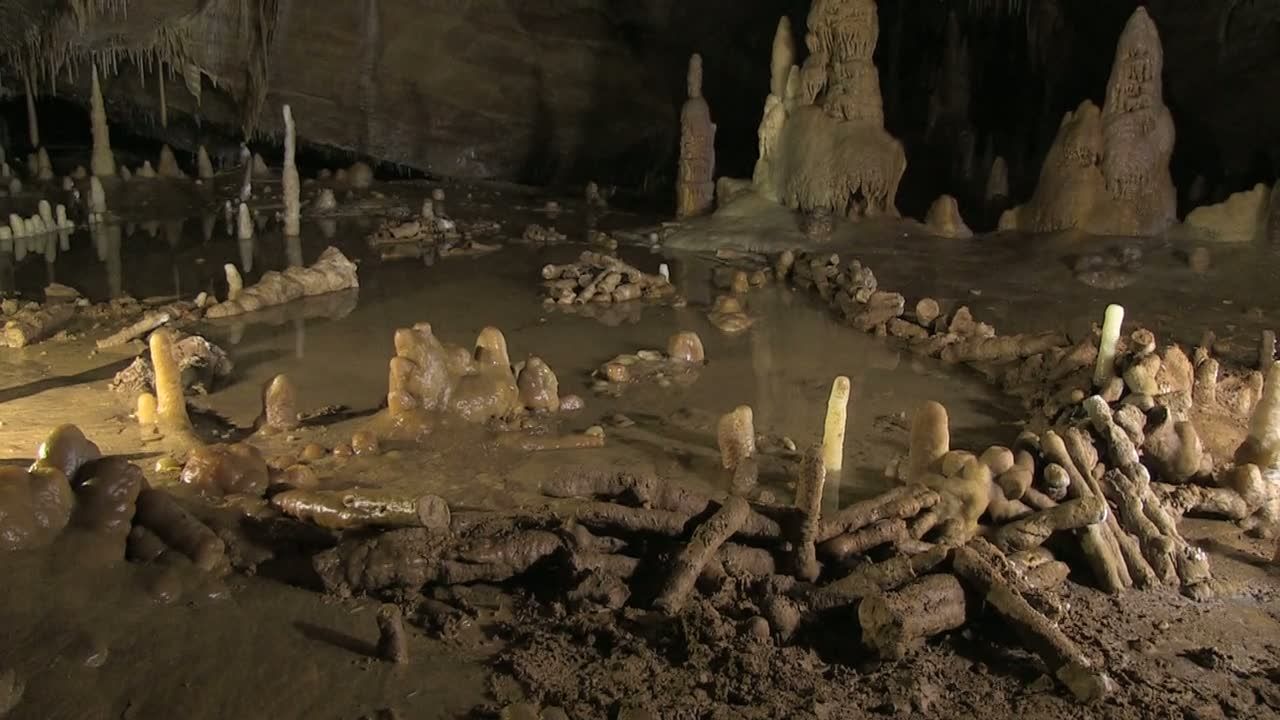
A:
751,0,906,219
1184,183,1277,244
1000,8,1176,236
593,331,706,393
367,198,500,261
540,251,679,306
782,246,1280,597
676,54,716,219
204,247,358,319
385,322,580,435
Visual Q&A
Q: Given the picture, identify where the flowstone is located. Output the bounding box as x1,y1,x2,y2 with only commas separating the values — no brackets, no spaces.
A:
751,0,906,220
1000,8,1175,236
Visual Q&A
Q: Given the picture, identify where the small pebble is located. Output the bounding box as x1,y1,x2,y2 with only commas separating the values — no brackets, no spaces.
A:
300,443,327,462
351,431,380,456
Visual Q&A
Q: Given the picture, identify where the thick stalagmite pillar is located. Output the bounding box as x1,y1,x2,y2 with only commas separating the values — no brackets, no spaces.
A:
90,64,116,178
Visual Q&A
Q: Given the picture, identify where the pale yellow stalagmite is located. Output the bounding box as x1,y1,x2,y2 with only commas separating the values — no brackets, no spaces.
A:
224,263,243,301
237,202,254,241
907,401,950,483
821,376,852,473
136,393,158,426
88,176,107,219
1094,304,1125,387
90,64,116,178
716,405,756,470
282,105,301,236
1238,362,1280,469
149,329,196,445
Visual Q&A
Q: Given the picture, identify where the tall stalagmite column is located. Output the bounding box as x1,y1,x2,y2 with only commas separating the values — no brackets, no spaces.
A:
90,64,116,178
282,105,301,236
22,66,39,149
676,54,716,219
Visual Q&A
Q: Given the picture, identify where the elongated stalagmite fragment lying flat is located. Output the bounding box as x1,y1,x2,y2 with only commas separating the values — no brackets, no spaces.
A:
205,247,359,318
655,496,749,613
952,538,1113,703
4,304,73,348
272,489,450,531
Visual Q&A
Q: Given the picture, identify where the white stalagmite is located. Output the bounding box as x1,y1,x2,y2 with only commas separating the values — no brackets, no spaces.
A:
90,64,116,177
197,146,214,180
1094,304,1125,386
239,144,253,201
282,105,301,237
224,263,244,301
8,214,23,238
89,176,107,218
37,200,52,227
821,376,852,473
54,204,70,229
237,202,254,241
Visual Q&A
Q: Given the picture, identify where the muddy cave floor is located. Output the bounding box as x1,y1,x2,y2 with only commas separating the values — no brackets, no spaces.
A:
0,174,1279,719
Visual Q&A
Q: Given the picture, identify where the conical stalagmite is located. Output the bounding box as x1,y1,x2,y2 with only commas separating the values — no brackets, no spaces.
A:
282,105,301,237
197,146,214,180
90,64,116,178
237,203,253,241
157,146,183,179
258,375,300,432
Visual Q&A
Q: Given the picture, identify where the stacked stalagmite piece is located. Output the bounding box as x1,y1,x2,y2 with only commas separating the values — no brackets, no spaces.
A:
541,251,680,306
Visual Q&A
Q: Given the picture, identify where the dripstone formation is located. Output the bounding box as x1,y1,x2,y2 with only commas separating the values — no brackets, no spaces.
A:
676,54,716,219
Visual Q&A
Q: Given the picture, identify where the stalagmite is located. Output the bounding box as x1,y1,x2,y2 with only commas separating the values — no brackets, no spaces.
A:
35,148,52,181
282,105,301,237
1237,362,1280,469
753,0,907,219
1185,183,1272,244
821,376,851,473
237,203,253,241
1094,304,1124,386
654,496,749,613
717,405,755,471
224,264,243,301
197,146,214,180
376,605,410,664
149,329,196,443
89,177,106,219
924,194,973,239
1000,9,1175,236
239,144,253,201
793,448,827,581
157,146,183,179
859,574,966,660
90,64,116,178
205,247,358,319
273,489,450,531
676,55,716,219
134,489,225,572
258,375,299,432
953,538,1113,703
985,156,1009,205
37,201,52,228
907,401,949,483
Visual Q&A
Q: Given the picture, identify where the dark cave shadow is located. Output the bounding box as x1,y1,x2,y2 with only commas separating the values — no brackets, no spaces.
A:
294,621,378,659
0,356,135,403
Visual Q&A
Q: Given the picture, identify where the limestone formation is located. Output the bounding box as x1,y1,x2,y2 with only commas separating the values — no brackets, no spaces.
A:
157,145,183,179
89,64,116,178
822,376,852,473
89,177,107,220
752,0,907,220
197,146,214,180
924,195,973,239
258,375,300,432
237,203,253,242
283,105,301,237
1000,9,1175,236
1185,183,1273,243
676,55,716,219
985,156,1009,206
35,148,52,181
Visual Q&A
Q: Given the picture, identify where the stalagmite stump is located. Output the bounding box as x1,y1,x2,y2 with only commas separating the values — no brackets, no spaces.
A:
376,604,410,664
859,573,966,660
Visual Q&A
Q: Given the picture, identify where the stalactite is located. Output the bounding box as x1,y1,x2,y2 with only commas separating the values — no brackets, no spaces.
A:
158,62,167,128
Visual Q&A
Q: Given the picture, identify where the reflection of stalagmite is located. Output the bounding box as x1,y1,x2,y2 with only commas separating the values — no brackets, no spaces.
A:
90,64,116,178
752,0,906,219
282,105,301,237
89,177,107,220
1000,9,1175,236
197,146,214,180
676,55,716,219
